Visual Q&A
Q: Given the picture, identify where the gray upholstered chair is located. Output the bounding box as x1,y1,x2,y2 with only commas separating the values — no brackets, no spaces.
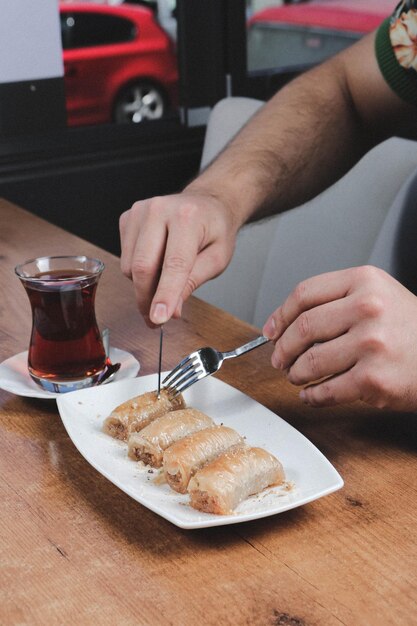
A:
195,97,417,328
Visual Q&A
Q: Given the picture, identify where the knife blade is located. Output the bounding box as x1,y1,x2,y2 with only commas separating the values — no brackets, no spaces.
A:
157,324,164,398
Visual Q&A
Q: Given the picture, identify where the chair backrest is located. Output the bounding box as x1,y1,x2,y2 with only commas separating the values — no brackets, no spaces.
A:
368,166,417,296
200,97,264,170
195,97,417,328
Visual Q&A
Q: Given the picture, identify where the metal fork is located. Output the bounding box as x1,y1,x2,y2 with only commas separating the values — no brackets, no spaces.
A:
163,335,269,395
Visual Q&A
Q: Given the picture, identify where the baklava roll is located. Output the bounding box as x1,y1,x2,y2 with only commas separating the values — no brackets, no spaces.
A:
163,425,244,493
102,389,185,441
127,408,214,467
188,446,285,515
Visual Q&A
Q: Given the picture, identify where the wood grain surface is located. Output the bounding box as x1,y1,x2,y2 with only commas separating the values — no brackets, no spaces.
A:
1,200,416,626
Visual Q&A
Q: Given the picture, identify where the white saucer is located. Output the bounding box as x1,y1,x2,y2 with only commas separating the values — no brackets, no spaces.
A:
0,347,140,399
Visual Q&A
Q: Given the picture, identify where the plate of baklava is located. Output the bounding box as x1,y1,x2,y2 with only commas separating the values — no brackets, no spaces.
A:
56,374,343,529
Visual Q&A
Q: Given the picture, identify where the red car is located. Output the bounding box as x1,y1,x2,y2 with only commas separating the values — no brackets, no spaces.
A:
248,0,394,72
60,2,178,126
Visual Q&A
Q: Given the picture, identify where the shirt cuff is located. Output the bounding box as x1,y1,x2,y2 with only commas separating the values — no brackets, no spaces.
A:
375,16,417,105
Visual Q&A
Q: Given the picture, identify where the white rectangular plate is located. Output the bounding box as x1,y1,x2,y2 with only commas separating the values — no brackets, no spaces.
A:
57,374,343,529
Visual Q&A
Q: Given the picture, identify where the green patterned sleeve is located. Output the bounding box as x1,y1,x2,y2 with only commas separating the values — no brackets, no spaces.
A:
375,3,417,105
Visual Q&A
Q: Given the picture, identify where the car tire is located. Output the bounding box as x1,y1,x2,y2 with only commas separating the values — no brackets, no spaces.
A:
113,81,167,123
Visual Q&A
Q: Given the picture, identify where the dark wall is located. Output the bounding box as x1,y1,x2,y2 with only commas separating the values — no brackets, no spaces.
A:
0,119,204,256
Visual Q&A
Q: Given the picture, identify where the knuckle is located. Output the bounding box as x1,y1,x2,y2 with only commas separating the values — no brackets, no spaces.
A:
177,202,200,222
206,247,232,277
355,293,384,319
274,341,287,365
372,396,390,410
163,254,189,274
138,196,165,220
125,199,154,224
130,198,148,215
306,380,336,407
276,340,297,370
292,280,308,308
147,196,164,211
119,209,129,230
296,312,312,340
120,262,132,278
275,306,286,327
355,368,390,407
318,381,336,405
359,330,387,355
274,339,287,363
306,347,321,379
353,265,383,285
364,370,384,394
131,256,154,279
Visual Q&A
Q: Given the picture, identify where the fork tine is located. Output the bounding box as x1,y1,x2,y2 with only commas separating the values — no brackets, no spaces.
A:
163,360,197,390
171,370,207,395
164,365,201,393
164,385,182,398
162,354,194,386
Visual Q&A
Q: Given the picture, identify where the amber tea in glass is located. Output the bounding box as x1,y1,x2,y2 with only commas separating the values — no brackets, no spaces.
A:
15,256,107,393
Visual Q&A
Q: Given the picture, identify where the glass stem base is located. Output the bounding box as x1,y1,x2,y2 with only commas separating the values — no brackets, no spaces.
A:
29,367,108,394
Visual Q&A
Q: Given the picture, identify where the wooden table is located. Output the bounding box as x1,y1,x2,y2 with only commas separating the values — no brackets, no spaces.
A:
1,199,416,626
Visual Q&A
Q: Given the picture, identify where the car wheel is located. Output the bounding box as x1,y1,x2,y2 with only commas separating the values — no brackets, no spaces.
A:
113,81,167,123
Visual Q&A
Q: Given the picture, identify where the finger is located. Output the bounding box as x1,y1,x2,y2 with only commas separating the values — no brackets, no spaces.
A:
153,238,233,323
264,268,355,340
274,296,355,369
149,215,203,324
299,368,361,407
119,204,143,278
178,242,233,304
130,216,169,321
286,333,357,385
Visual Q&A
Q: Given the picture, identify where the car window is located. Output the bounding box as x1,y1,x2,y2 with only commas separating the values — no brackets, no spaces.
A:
61,12,136,50
247,23,360,72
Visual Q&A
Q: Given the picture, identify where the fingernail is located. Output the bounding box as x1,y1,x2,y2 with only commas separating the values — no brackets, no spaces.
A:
263,316,276,339
152,303,168,324
299,389,309,404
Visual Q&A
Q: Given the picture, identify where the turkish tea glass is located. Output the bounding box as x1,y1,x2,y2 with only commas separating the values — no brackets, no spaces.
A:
15,255,108,393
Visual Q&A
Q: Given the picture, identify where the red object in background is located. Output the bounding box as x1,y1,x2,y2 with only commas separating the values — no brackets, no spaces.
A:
249,0,393,33
60,2,178,127
247,0,395,74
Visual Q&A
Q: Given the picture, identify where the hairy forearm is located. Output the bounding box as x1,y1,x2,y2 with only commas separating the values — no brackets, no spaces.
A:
187,58,373,229
186,19,417,232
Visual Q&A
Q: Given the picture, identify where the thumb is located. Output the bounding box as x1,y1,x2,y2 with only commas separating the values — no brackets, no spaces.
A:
180,244,233,302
